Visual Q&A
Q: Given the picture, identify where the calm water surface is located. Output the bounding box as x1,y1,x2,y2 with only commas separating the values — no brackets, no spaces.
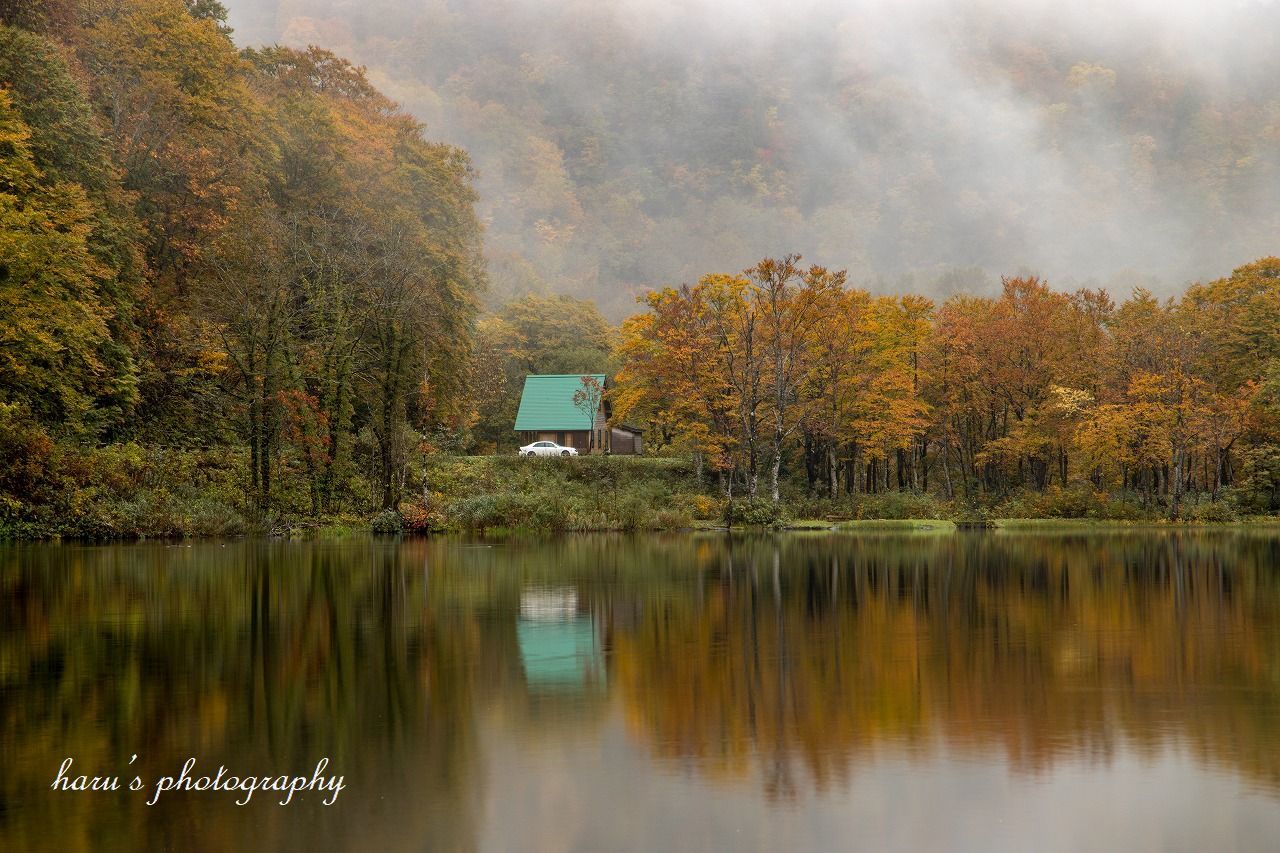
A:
3,532,1280,852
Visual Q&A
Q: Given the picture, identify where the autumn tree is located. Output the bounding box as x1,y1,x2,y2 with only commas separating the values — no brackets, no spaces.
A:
850,295,934,493
748,255,845,502
0,92,118,432
0,25,142,435
800,285,871,498
613,283,740,479
926,278,1105,497
203,210,294,510
701,274,767,497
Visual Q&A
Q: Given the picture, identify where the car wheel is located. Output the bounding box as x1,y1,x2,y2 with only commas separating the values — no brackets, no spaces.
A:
561,450,570,456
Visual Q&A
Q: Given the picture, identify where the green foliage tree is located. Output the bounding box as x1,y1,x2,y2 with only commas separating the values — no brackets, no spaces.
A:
0,24,142,434
0,91,119,432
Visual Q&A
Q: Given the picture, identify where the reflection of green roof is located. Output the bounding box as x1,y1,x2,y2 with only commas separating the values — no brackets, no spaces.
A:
514,374,605,431
517,618,603,689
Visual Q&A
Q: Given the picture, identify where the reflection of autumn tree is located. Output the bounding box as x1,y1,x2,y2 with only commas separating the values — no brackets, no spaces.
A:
0,541,484,853
7,533,1280,846
610,534,1280,798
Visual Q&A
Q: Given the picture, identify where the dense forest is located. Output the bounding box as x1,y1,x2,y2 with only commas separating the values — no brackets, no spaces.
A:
224,0,1280,316
614,255,1280,520
0,0,485,535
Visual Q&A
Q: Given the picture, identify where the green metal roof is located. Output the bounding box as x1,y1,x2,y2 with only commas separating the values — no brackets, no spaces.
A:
514,374,605,431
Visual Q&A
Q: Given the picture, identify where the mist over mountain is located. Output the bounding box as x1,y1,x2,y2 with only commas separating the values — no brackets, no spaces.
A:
225,0,1280,316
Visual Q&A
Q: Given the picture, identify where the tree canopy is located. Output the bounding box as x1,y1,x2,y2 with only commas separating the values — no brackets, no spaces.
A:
614,254,1280,517
0,1,485,521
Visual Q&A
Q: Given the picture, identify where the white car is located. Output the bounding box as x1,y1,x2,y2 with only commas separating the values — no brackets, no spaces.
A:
520,440,578,457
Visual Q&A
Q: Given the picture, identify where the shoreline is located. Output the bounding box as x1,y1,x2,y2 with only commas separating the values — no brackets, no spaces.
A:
9,516,1280,544
5,453,1273,542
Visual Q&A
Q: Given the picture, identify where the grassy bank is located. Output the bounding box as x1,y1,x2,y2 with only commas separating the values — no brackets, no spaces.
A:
418,456,1004,534
1,443,250,540
4,447,1273,540
416,457,1269,534
419,455,711,533
0,442,367,540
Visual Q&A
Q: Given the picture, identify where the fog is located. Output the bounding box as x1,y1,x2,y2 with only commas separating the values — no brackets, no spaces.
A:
225,0,1280,315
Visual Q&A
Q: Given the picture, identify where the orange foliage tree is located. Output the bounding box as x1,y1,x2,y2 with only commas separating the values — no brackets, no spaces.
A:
615,256,1280,518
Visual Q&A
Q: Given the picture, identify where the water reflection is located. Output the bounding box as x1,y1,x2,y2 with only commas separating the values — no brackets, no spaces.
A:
3,532,1280,851
517,587,606,692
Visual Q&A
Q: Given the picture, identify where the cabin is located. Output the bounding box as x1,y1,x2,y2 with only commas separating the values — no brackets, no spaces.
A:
514,374,644,454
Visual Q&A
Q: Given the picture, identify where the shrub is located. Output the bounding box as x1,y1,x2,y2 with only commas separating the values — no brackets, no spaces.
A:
952,492,1164,524
997,486,1097,519
0,432,251,540
785,495,843,520
1183,499,1239,523
1231,445,1280,514
0,404,57,514
187,496,248,537
851,491,943,520
652,506,693,529
400,501,437,533
567,508,611,531
688,494,721,521
726,497,785,527
995,486,1160,521
446,494,499,529
608,493,651,530
1089,498,1156,521
444,491,571,532
952,501,993,525
370,508,404,535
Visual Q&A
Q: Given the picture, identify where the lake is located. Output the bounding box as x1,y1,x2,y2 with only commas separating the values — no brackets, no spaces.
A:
3,531,1280,852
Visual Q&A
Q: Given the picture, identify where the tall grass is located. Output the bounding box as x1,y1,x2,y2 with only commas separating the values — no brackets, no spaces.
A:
423,456,702,532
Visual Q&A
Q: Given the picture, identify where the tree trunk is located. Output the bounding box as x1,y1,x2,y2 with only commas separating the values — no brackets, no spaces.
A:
248,397,261,507
769,448,782,503
918,438,927,492
1171,447,1184,520
941,440,954,499
1213,446,1223,501
828,445,838,501
258,376,273,511
803,433,818,495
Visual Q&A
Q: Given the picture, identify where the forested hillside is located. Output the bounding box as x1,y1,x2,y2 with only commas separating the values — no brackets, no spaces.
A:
0,0,485,535
226,0,1280,316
